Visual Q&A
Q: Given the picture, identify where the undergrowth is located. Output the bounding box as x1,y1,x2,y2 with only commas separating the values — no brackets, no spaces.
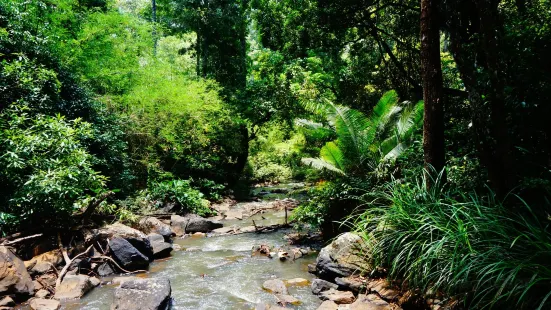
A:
351,172,551,309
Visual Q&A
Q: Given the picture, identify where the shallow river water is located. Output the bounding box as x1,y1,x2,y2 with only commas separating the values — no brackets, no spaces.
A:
62,185,323,310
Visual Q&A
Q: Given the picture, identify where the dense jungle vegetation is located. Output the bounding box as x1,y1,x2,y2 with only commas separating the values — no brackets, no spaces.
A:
1,0,551,308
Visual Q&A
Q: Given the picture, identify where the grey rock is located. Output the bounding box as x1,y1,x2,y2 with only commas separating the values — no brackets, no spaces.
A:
29,298,60,310
335,276,365,294
87,223,154,260
276,294,300,305
35,289,50,298
262,279,288,295
171,215,222,235
349,294,396,310
311,279,338,295
0,246,34,297
316,233,371,281
139,217,174,240
319,289,355,304
108,237,149,271
147,234,173,259
97,262,116,277
111,278,172,310
126,238,154,262
54,275,94,300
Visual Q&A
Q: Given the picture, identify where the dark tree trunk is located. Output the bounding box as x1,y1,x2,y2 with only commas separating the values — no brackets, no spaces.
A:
420,0,446,181
476,0,515,198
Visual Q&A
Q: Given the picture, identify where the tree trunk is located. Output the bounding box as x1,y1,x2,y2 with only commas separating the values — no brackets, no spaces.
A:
152,0,157,56
476,0,515,198
420,0,446,182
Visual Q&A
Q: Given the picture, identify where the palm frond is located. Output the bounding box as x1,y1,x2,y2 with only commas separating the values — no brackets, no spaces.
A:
329,103,372,161
301,157,346,175
373,90,399,119
382,142,407,162
294,118,326,130
320,141,346,171
396,100,423,139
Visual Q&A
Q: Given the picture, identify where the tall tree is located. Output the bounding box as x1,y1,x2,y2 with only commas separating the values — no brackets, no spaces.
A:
152,0,157,55
420,0,446,179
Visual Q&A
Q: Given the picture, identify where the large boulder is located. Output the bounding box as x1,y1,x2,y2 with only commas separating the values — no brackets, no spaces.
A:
170,215,223,235
147,234,173,259
54,275,94,300
138,217,174,240
316,233,371,281
111,278,172,310
0,246,34,297
108,237,149,271
29,298,60,310
87,223,153,260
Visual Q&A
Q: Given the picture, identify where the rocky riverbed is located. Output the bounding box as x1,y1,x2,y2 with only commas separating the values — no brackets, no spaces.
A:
1,183,441,310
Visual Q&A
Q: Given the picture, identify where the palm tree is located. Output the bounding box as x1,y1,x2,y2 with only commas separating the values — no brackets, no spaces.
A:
301,90,423,175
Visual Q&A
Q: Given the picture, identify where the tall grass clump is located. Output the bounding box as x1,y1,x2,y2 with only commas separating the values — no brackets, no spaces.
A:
353,172,551,309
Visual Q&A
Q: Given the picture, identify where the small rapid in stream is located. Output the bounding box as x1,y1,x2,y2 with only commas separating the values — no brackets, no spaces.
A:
63,184,323,309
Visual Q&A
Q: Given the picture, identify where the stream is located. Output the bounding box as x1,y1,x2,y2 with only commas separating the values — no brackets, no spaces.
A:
62,184,323,309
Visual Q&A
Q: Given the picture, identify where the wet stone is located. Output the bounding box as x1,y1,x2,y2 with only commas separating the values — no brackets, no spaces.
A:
262,279,288,295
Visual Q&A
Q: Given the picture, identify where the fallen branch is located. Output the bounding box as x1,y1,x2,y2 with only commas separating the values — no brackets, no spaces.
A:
1,233,43,246
253,222,293,234
57,233,70,265
96,255,147,275
55,245,94,289
249,209,264,217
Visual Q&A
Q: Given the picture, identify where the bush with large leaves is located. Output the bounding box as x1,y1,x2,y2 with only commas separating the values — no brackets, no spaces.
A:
301,90,423,176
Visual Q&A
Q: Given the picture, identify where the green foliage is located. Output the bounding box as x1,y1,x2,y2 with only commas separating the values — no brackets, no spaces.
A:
0,106,107,226
248,122,319,183
302,91,423,176
0,0,132,231
63,10,153,94
119,62,246,186
291,182,333,228
148,179,214,217
352,175,551,309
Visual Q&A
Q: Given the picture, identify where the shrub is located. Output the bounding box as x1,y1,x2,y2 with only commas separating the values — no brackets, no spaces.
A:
0,106,107,228
147,179,214,217
352,174,551,309
119,66,246,187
